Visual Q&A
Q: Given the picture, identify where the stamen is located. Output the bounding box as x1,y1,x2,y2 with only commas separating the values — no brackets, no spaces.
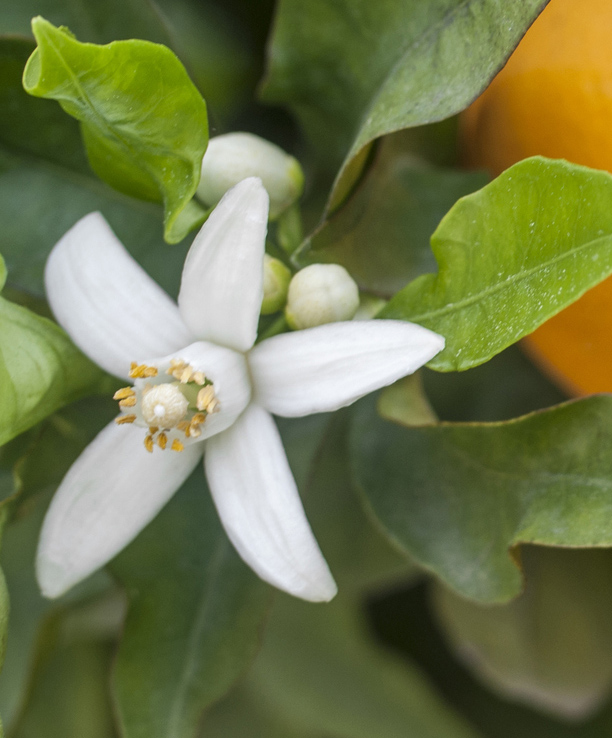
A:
129,363,158,379
144,435,154,453
158,432,168,450
113,387,135,400
171,439,184,452
115,414,136,425
179,366,193,383
119,396,137,408
192,371,206,385
197,386,219,413
191,413,206,425
149,426,159,435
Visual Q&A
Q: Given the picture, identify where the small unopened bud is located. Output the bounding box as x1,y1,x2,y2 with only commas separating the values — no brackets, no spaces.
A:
197,132,304,219
285,264,360,330
262,255,292,315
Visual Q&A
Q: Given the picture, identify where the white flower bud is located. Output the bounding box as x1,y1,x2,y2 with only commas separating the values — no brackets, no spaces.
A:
197,132,304,219
285,264,360,330
262,254,292,315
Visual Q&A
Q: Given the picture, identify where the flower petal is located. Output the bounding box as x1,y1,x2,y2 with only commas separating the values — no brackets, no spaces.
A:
36,420,202,598
204,404,337,602
151,341,252,441
45,212,193,380
178,178,269,352
249,320,445,416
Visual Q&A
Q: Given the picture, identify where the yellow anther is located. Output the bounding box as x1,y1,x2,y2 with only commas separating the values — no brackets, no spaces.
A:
144,435,154,453
197,386,219,413
143,366,158,377
171,439,184,452
158,432,168,450
179,366,193,383
129,363,145,378
176,420,190,432
184,425,191,438
113,387,135,400
192,371,206,385
190,425,202,439
119,396,137,408
191,413,206,426
115,414,136,425
148,426,159,435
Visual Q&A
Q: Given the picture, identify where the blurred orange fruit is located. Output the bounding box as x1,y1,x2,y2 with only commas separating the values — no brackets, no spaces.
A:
461,0,612,396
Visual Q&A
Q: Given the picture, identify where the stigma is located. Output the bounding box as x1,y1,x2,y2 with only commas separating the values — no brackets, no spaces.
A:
113,359,220,452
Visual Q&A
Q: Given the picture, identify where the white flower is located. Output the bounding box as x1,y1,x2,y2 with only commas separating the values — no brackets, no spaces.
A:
37,178,445,603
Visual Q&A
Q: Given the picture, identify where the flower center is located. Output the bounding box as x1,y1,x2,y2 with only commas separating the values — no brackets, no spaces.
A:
113,359,220,452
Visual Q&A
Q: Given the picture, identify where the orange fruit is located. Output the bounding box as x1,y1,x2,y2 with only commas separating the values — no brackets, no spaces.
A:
460,0,612,396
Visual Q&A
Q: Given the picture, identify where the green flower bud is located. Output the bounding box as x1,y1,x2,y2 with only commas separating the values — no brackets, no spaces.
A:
285,264,360,330
261,254,292,315
197,132,304,219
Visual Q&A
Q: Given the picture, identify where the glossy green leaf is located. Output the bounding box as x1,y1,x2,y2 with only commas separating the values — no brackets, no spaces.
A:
0,275,103,447
300,135,487,296
433,547,612,719
382,158,612,371
241,594,480,738
351,394,612,603
111,467,270,738
262,0,548,203
23,17,208,243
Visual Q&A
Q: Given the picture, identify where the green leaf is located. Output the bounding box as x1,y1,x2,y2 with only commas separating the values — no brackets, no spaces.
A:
381,158,612,371
238,594,481,738
262,0,548,203
433,547,612,719
351,394,612,603
111,467,270,738
0,282,103,447
299,134,488,296
23,17,209,243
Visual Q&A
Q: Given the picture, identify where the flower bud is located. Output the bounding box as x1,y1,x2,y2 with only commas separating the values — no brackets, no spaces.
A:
261,254,292,315
197,132,304,219
285,264,360,330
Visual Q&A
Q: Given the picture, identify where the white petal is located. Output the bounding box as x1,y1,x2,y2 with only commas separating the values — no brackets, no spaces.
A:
45,212,193,380
178,178,269,352
151,341,252,440
204,404,337,602
36,420,202,598
249,320,445,416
